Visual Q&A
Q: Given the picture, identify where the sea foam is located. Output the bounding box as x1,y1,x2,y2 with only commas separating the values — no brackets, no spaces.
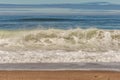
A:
0,50,119,63
0,28,120,52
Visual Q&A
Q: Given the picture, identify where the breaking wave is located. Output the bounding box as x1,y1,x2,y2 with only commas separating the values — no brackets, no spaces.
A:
0,28,120,52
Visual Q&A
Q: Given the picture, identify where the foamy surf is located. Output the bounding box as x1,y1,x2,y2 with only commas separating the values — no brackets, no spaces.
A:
0,28,120,63
0,28,120,52
0,50,120,63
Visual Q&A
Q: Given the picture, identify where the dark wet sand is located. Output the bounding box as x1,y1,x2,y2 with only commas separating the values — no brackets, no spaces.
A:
0,63,120,80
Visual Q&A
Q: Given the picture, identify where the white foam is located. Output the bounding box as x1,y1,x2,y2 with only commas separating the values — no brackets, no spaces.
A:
0,50,120,63
0,28,120,51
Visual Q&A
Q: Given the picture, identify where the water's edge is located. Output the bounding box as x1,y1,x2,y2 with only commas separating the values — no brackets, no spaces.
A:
0,63,120,71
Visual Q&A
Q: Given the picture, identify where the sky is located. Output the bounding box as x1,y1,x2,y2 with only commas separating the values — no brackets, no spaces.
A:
0,0,120,4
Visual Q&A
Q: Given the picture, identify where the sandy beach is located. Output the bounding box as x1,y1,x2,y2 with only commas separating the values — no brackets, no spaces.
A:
0,70,120,80
0,63,120,80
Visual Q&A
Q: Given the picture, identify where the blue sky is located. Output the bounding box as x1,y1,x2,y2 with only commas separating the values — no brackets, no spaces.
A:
0,0,120,4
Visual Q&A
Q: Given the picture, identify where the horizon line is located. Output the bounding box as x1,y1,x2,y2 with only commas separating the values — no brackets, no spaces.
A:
0,2,118,5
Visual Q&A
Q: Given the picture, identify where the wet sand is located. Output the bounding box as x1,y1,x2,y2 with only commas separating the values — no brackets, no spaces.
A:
0,63,120,80
0,70,120,80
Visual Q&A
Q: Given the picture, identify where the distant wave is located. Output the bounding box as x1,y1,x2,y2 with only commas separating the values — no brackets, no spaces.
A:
3,18,120,22
6,18,84,22
0,28,120,52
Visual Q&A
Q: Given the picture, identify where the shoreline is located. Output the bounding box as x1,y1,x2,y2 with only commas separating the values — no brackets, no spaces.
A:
0,63,120,80
0,63,120,71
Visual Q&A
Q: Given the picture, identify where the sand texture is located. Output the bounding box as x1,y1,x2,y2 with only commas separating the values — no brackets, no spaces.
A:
0,70,120,80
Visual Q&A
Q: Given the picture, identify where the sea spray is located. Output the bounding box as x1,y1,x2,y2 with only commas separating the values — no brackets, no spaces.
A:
0,28,120,52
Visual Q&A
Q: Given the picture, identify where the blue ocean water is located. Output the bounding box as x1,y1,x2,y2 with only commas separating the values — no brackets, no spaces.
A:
0,14,120,30
0,4,120,63
0,7,120,53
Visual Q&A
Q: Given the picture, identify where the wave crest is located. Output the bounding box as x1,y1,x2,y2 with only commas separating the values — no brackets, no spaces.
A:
0,28,120,51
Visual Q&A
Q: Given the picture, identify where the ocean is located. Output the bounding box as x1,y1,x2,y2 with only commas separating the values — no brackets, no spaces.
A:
0,15,120,30
0,7,120,63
